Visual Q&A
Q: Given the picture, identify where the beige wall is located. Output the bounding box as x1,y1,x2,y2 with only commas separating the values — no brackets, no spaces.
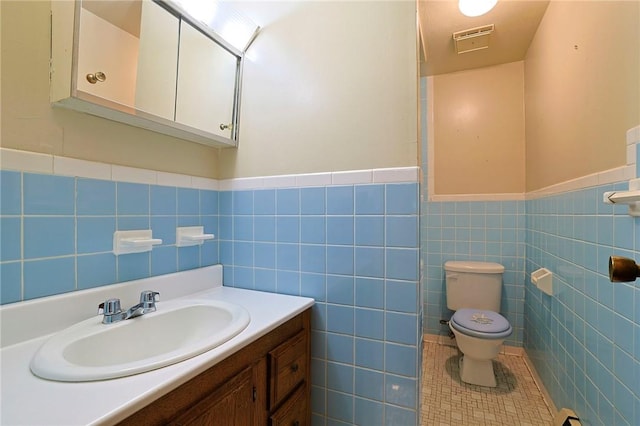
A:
220,1,419,179
433,61,525,195
1,1,418,180
524,1,640,191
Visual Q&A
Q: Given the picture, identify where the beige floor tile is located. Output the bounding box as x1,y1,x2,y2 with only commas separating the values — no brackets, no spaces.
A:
420,342,553,426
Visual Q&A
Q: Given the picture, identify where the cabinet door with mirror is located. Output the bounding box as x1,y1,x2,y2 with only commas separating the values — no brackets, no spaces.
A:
176,19,238,139
51,0,258,147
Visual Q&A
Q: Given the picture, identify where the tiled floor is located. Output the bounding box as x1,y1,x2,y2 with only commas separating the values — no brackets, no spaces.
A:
420,341,554,426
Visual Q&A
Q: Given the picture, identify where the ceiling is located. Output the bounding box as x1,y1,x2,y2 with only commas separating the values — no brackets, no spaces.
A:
418,0,550,76
84,0,549,77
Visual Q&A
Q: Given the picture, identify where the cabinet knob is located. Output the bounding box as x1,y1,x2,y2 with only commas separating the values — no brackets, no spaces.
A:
219,123,233,131
292,421,300,426
290,363,299,373
86,71,106,84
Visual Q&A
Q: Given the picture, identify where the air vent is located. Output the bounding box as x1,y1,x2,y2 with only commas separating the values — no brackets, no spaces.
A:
452,24,494,54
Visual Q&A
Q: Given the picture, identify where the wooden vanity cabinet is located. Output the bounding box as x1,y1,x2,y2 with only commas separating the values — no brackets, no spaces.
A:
269,384,307,426
169,365,256,425
268,329,309,426
118,309,311,426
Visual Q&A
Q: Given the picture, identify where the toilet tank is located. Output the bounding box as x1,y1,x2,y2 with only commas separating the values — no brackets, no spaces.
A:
445,261,505,311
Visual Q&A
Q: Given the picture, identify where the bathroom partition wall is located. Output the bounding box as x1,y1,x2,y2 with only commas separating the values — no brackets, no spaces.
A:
217,177,422,425
526,181,640,425
0,153,422,425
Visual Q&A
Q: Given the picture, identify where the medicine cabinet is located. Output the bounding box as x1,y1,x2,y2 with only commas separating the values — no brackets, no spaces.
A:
50,0,259,147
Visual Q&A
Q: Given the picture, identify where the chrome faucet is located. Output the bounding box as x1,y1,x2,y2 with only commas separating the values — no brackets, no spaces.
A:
98,290,160,324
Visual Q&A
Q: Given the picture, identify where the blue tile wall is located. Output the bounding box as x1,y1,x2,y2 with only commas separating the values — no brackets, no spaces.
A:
0,166,423,426
24,174,75,215
1,171,22,215
218,183,421,425
421,199,526,347
0,172,218,302
526,186,640,425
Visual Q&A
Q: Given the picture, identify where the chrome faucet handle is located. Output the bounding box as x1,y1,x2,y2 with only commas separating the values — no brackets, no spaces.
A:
98,298,125,324
139,290,160,311
98,298,122,315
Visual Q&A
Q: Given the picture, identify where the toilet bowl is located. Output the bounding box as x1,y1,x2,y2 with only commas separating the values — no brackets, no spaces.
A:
448,308,512,387
444,261,512,387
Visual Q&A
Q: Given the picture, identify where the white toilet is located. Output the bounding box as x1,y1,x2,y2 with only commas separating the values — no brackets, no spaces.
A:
444,260,512,387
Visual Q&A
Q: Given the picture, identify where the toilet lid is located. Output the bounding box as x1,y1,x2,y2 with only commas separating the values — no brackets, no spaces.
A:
450,309,512,339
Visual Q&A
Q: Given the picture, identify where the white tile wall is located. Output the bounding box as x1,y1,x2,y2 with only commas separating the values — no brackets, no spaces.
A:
0,148,419,190
626,124,640,145
53,157,111,180
1,148,53,174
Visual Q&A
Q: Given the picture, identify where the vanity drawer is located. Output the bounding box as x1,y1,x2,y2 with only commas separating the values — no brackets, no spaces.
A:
268,330,307,409
269,384,307,426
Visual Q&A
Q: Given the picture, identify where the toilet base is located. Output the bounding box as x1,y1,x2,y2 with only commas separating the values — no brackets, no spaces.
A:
458,356,497,387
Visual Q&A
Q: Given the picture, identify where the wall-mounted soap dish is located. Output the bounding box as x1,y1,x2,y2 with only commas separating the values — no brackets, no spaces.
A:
113,230,162,255
176,226,215,247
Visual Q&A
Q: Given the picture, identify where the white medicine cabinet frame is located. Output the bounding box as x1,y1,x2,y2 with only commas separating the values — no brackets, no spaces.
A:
50,0,259,148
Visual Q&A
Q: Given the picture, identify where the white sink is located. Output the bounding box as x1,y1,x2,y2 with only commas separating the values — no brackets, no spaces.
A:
30,298,250,382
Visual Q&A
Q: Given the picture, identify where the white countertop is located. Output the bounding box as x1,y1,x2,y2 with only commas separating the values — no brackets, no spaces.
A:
0,266,314,426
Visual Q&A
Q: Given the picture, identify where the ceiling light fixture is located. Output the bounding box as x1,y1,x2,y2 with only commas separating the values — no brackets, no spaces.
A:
458,0,498,17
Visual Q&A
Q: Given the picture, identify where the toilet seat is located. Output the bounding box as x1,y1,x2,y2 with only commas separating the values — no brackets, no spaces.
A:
450,308,512,339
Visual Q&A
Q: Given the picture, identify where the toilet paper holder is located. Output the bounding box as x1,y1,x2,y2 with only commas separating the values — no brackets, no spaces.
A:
608,256,640,282
531,268,553,296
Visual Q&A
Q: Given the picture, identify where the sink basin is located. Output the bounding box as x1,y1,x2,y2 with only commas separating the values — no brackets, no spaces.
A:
30,298,250,382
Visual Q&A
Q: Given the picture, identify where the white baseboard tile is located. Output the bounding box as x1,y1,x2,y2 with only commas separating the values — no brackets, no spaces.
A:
191,176,219,191
501,345,524,356
53,156,111,180
2,148,420,191
627,124,640,145
156,171,193,188
1,148,53,174
429,193,525,202
218,176,264,191
331,169,373,185
522,350,558,415
296,172,332,187
526,165,634,200
111,165,157,184
373,166,419,183
1,147,220,190
423,332,456,346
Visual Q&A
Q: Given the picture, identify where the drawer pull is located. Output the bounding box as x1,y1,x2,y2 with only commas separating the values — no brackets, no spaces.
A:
292,421,300,426
290,363,299,373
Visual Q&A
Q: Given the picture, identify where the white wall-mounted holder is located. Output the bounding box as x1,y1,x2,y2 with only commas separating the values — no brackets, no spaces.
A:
113,230,162,255
176,226,215,247
531,268,553,296
603,177,640,216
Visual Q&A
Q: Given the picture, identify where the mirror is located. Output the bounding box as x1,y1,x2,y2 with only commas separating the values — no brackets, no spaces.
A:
175,19,238,138
51,0,259,147
134,1,179,121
